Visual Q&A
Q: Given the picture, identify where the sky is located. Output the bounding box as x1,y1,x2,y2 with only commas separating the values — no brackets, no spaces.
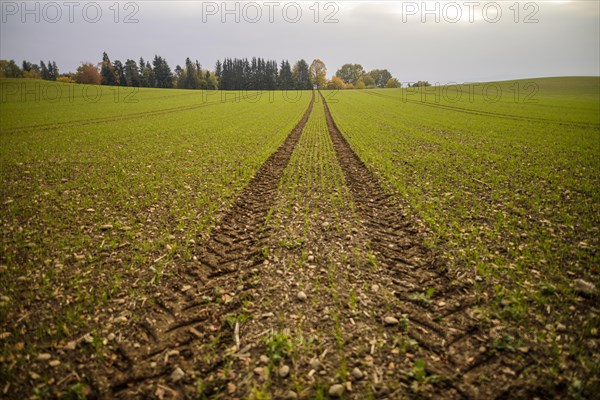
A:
1,0,599,83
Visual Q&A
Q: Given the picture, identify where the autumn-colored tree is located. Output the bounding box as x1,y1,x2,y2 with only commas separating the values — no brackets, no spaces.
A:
75,63,102,85
355,79,367,89
57,76,75,83
309,59,327,89
327,76,345,90
23,70,41,79
385,78,401,88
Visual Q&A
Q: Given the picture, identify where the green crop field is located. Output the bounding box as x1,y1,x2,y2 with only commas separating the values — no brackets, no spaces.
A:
0,77,598,399
325,76,600,395
0,79,312,397
326,77,599,297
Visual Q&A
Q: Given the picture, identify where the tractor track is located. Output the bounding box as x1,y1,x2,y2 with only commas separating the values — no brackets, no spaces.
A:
320,92,544,399
94,92,314,398
91,91,549,399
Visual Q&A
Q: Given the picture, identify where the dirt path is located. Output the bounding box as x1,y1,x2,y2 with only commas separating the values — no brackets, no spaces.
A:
97,92,542,399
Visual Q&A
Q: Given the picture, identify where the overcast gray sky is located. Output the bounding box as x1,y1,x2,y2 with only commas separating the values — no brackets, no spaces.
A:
1,1,599,83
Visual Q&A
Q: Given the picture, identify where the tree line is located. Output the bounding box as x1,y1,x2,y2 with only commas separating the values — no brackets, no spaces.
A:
217,58,323,90
0,59,60,81
331,63,401,89
75,52,178,88
1,53,403,89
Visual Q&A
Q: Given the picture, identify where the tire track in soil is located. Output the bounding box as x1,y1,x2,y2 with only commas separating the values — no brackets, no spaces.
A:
320,92,541,399
96,92,314,398
96,90,543,399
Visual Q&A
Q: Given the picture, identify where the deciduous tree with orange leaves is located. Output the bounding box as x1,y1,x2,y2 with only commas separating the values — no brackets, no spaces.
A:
327,76,345,89
75,63,101,85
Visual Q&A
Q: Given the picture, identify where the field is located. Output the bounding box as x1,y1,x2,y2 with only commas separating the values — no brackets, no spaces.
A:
0,77,598,399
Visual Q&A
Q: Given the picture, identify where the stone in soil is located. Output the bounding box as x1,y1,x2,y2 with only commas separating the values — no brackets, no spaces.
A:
384,316,399,325
310,358,324,371
297,291,307,301
329,384,345,397
279,365,290,378
170,367,185,383
352,367,364,380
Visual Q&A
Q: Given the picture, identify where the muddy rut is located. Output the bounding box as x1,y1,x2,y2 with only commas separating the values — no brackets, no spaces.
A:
96,92,542,399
